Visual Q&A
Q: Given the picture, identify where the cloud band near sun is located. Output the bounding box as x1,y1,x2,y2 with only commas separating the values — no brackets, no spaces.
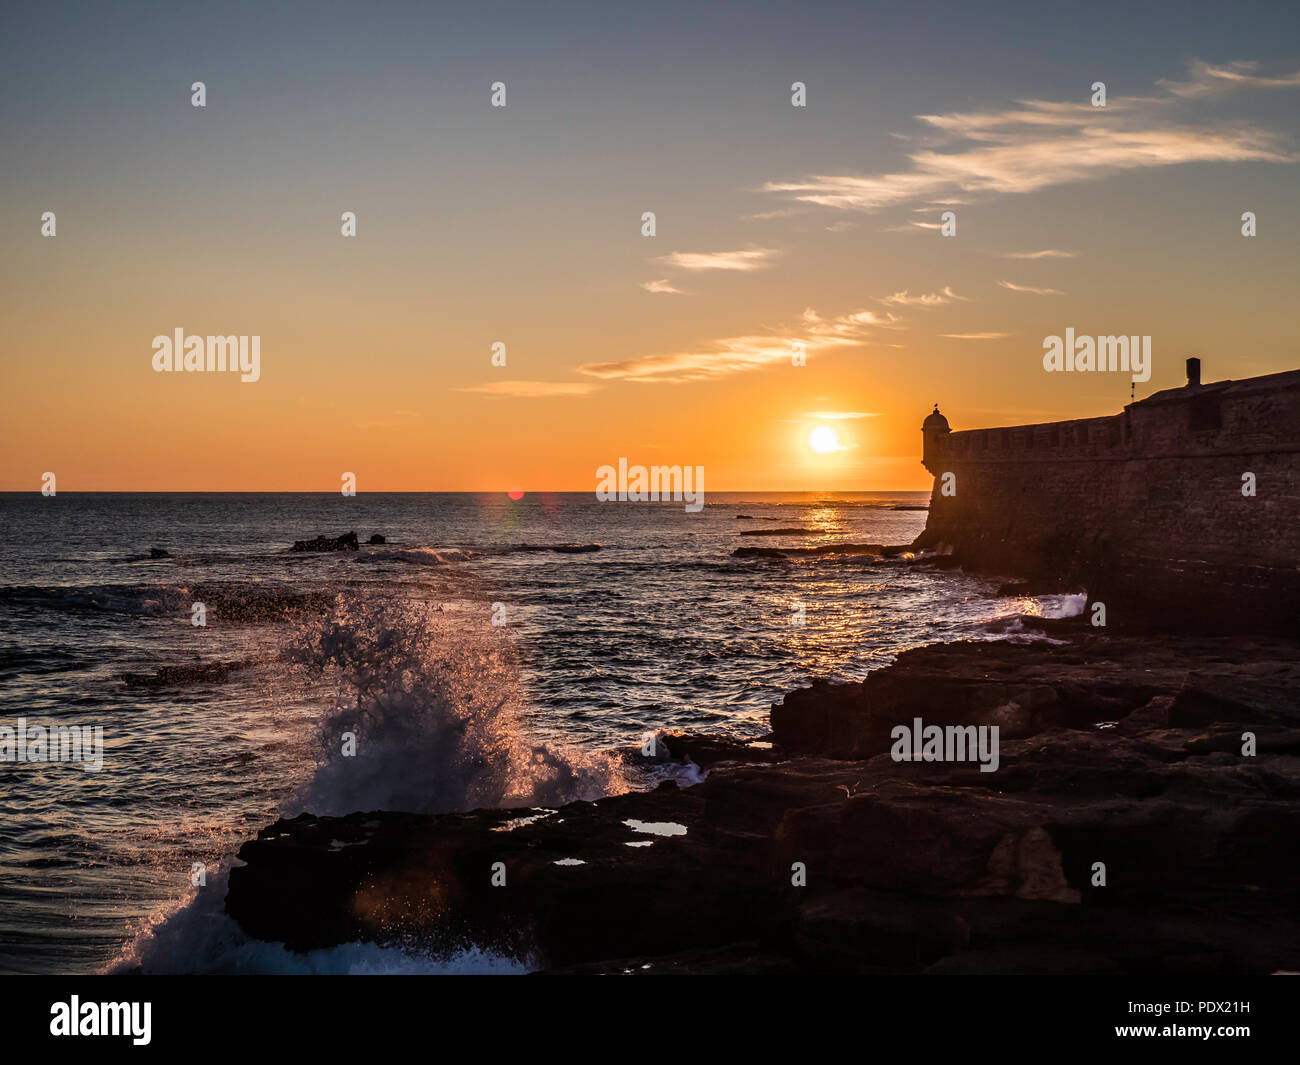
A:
579,308,900,384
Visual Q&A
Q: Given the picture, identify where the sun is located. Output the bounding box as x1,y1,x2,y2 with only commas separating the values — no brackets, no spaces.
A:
808,425,842,454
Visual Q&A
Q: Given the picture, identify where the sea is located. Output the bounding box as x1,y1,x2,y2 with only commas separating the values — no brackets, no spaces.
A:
0,491,1084,974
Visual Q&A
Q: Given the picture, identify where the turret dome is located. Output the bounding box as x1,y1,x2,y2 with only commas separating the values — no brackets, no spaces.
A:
923,404,949,432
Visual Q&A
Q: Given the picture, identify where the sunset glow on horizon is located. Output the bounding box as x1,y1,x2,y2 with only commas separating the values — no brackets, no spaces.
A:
3,1,1298,492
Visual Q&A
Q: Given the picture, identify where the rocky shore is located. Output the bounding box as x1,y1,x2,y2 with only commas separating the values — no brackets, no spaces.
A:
225,624,1300,974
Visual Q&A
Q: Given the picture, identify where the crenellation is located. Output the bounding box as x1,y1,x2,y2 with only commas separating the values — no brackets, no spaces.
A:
915,362,1300,632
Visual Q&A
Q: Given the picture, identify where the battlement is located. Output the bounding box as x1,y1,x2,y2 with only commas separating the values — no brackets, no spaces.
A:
914,360,1300,633
923,364,1300,474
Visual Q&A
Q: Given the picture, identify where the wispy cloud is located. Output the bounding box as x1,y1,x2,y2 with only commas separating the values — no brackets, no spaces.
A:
999,280,1064,296
939,332,1011,340
655,247,780,272
880,286,967,307
999,249,1077,259
642,278,688,295
745,208,803,221
762,60,1299,213
883,220,943,232
458,380,599,398
578,308,895,384
1159,59,1300,98
801,306,905,335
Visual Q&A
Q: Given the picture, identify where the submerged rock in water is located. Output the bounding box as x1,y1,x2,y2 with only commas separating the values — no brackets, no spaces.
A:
367,534,386,545
123,659,252,689
995,579,1085,598
732,546,789,559
290,531,359,552
738,527,809,536
148,547,171,559
732,543,888,560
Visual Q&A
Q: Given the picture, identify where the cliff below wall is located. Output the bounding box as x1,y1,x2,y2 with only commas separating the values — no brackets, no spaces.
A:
913,369,1300,633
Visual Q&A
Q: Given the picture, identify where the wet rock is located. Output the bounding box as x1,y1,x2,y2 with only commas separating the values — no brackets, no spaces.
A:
224,633,1300,974
290,531,359,552
732,547,789,560
738,528,809,536
995,579,1084,598
123,659,251,689
770,634,1300,759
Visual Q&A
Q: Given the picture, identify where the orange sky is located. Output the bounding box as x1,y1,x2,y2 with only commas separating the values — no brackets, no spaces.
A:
3,10,1298,491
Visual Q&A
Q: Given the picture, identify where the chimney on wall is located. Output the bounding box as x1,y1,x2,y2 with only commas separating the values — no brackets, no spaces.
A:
1186,356,1201,388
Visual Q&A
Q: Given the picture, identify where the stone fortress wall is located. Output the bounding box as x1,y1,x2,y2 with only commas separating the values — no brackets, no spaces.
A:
914,358,1300,632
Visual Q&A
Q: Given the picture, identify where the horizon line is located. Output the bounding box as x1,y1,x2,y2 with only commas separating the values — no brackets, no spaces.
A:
0,488,933,496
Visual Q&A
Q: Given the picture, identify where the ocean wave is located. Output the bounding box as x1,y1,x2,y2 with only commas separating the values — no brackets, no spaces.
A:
109,867,532,974
1035,592,1088,619
354,543,603,567
0,584,193,616
111,595,628,972
355,547,479,566
0,582,332,621
727,498,929,510
0,645,85,676
285,595,627,816
730,542,915,562
977,615,1072,645
970,592,1086,644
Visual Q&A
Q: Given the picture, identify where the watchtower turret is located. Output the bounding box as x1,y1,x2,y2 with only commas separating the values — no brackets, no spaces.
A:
922,404,950,473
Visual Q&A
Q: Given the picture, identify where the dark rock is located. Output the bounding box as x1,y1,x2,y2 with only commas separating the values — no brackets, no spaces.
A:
224,632,1300,974
654,732,784,769
732,543,887,560
995,579,1084,598
537,942,800,974
739,528,809,537
1169,673,1300,728
770,634,1300,759
148,547,171,559
185,583,332,622
918,554,963,569
801,543,884,556
732,547,789,560
367,534,386,545
123,659,251,689
290,531,359,552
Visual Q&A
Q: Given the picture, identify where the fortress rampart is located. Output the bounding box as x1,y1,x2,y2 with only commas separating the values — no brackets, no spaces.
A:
914,359,1300,632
